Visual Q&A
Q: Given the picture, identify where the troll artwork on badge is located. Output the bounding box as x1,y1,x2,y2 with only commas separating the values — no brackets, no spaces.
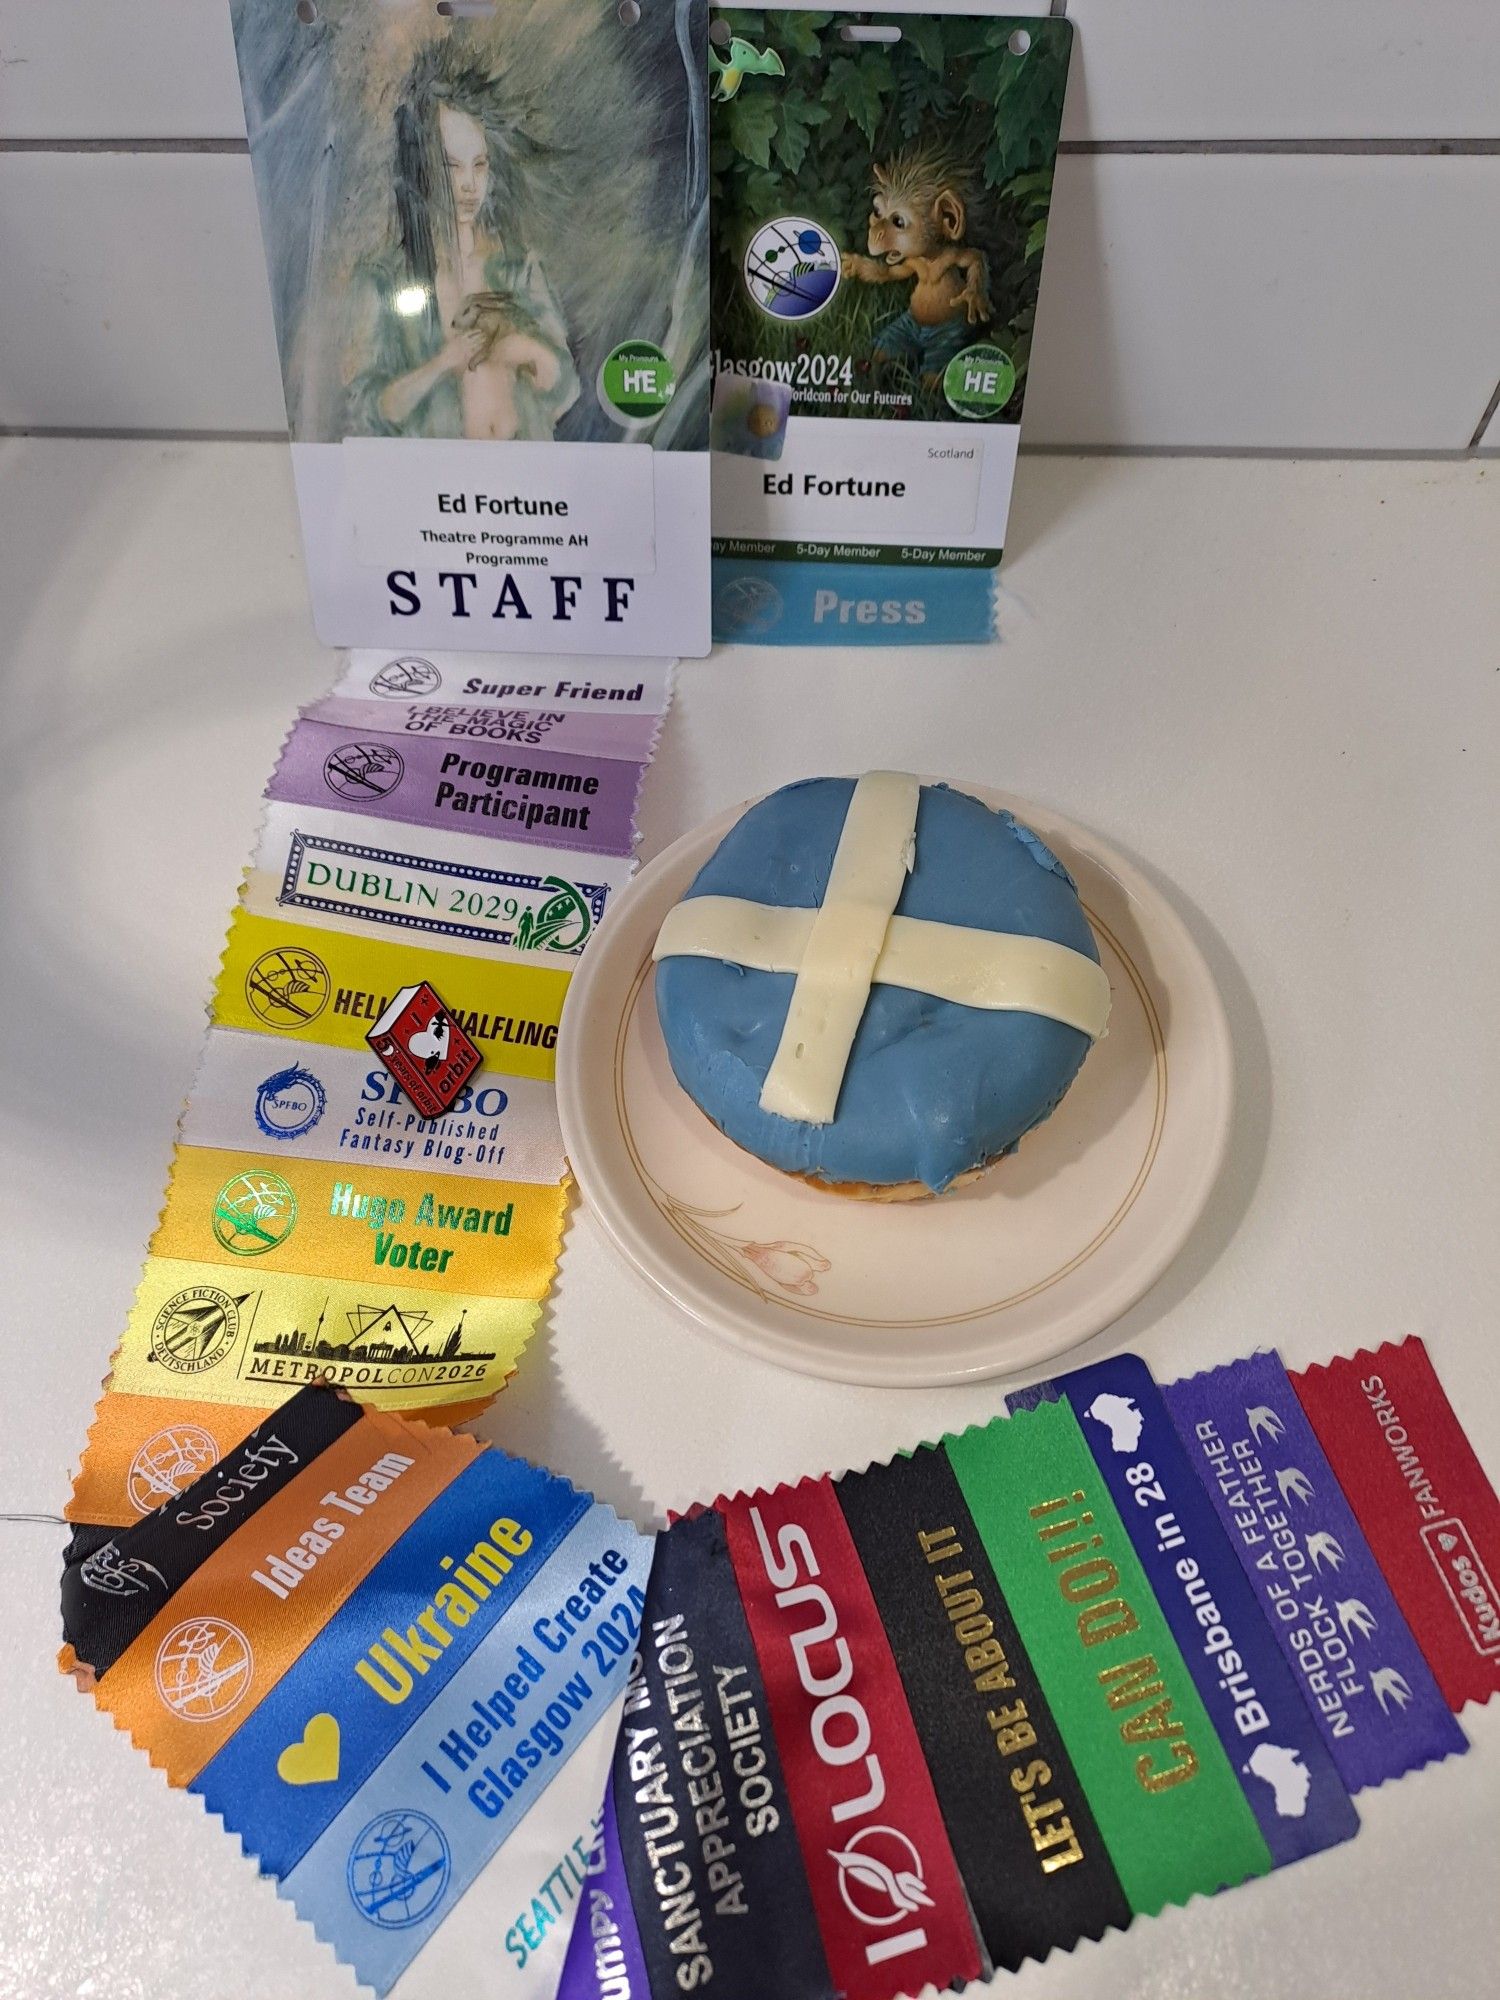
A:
840,143,994,390
709,10,1070,425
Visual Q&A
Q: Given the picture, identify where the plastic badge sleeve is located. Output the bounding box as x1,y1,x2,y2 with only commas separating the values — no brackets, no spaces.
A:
1008,1354,1359,1864
1291,1338,1500,1709
228,6,711,655
1163,1350,1468,1787
707,10,1071,646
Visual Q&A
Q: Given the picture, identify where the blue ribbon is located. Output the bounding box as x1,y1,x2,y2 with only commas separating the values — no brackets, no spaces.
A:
280,1504,653,1994
712,557,998,646
194,1449,589,1878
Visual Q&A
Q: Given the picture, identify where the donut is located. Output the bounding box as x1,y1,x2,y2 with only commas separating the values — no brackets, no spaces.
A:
652,774,1111,1198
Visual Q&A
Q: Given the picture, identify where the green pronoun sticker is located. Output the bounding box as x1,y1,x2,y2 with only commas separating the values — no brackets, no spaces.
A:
943,343,1017,420
599,339,676,424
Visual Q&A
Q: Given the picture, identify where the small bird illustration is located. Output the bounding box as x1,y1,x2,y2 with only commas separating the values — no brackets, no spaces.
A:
1371,1666,1414,1713
1276,1465,1316,1505
710,36,786,100
1335,1597,1378,1642
1306,1529,1345,1572
1246,1404,1286,1445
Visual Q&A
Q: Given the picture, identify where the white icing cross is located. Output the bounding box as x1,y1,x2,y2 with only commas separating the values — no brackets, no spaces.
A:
654,773,1112,1126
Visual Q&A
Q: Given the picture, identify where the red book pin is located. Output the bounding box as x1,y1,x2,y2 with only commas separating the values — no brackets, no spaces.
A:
366,981,480,1119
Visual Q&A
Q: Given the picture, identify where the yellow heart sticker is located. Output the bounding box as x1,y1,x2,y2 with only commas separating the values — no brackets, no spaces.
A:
276,1712,340,1786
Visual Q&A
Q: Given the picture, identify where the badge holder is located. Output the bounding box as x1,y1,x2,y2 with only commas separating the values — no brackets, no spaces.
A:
229,0,712,656
706,6,1072,644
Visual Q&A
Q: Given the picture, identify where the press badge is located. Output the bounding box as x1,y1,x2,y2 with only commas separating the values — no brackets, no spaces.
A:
229,1,711,655
706,7,1071,644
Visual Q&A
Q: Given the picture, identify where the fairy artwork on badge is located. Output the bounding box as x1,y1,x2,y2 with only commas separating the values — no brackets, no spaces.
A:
232,0,709,446
346,42,582,445
229,0,712,652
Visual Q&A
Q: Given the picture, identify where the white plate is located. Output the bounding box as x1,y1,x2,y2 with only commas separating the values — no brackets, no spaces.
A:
557,790,1231,1386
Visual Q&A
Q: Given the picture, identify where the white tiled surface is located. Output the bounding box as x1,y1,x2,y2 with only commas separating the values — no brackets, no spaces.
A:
4,1,1496,144
1,437,1497,1997
0,0,247,140
0,151,285,434
2,7,1499,448
1026,149,1500,450
1063,0,1500,141
3,144,1499,449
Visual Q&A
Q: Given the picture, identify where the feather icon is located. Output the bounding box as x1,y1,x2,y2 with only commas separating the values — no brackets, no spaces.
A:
1335,1597,1378,1641
1246,1405,1286,1444
1276,1466,1316,1505
895,1870,934,1910
1371,1667,1414,1712
1306,1530,1345,1572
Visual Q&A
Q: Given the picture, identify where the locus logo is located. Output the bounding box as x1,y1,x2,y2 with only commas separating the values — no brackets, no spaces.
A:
748,1504,933,1969
829,1825,934,1926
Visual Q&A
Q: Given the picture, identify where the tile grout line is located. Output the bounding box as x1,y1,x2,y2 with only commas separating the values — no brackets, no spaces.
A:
0,424,289,443
1063,137,1500,156
1025,443,1491,461
3,135,1500,157
0,424,1491,460
1467,375,1500,451
0,136,250,154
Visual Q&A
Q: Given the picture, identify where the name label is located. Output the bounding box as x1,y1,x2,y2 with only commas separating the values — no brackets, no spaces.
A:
343,438,656,579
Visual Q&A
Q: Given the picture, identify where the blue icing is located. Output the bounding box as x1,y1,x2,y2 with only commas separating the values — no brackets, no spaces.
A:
654,779,1101,1192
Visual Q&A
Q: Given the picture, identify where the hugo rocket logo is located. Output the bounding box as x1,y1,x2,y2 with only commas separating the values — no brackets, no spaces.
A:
747,1502,936,1971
